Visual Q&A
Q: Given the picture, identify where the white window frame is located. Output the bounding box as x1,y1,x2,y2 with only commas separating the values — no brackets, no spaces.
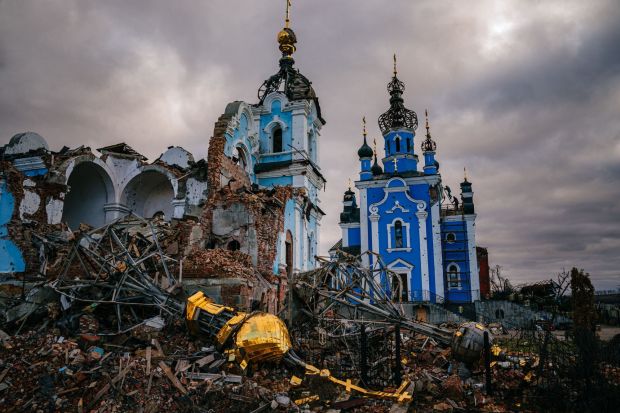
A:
387,259,414,302
387,218,411,252
447,262,462,290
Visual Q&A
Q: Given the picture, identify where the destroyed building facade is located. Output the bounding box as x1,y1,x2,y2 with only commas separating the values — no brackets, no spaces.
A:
0,18,325,312
333,63,481,304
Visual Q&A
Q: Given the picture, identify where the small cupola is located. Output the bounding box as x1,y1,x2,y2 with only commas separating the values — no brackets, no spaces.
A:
357,116,373,159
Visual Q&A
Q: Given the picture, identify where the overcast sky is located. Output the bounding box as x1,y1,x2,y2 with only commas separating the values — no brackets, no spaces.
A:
1,0,619,289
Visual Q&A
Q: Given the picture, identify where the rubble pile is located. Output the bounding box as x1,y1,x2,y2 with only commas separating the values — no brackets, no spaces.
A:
183,249,255,279
0,323,403,412
0,218,618,411
0,326,298,412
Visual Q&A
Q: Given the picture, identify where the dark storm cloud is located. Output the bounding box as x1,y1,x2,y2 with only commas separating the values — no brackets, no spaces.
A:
1,0,618,289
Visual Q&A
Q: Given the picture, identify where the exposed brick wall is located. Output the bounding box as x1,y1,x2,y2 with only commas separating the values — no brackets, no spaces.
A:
2,160,66,276
198,108,302,310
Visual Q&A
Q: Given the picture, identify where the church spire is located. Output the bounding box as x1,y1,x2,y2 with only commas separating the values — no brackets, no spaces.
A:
378,54,418,135
357,116,373,159
422,109,438,175
393,53,398,77
285,0,291,28
277,0,296,57
421,109,437,153
371,137,383,175
257,1,324,123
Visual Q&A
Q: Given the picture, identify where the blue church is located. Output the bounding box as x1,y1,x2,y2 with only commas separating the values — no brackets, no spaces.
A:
333,62,480,304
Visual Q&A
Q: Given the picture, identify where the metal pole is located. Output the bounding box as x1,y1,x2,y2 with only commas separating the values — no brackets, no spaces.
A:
484,331,492,395
360,323,368,385
394,323,402,386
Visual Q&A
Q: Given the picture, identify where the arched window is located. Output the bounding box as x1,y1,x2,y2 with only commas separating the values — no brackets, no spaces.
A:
448,264,460,289
232,146,248,172
307,233,314,263
406,138,411,152
273,127,283,153
285,231,293,277
395,136,401,152
446,232,456,243
307,131,314,162
394,220,403,248
227,240,240,251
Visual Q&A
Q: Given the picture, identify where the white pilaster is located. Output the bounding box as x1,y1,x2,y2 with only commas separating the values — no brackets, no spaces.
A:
340,224,349,247
172,198,185,219
416,210,430,301
465,215,479,301
294,205,302,273
369,214,379,257
291,110,308,158
359,187,369,267
103,203,129,222
431,202,444,302
300,208,307,271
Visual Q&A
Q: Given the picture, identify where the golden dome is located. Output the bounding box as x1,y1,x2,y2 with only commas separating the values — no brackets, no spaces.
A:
277,27,297,56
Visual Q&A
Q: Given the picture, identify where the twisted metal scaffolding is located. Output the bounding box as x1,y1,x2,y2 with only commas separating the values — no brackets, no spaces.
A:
51,214,184,334
294,251,453,344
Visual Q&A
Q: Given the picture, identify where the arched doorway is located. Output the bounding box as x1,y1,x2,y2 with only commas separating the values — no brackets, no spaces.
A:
62,161,114,229
121,170,174,220
285,230,293,277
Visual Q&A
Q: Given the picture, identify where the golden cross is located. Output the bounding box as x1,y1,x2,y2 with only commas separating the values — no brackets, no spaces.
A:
362,116,367,137
425,109,430,132
348,178,352,190
285,0,292,28
464,167,468,181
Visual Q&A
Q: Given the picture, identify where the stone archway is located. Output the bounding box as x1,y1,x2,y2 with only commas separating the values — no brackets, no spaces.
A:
62,161,114,229
121,170,174,220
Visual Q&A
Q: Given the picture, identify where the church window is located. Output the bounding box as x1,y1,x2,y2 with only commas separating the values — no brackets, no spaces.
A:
448,264,460,289
285,230,293,277
395,136,401,152
273,127,283,153
446,232,456,243
406,138,411,152
233,146,248,172
394,220,403,248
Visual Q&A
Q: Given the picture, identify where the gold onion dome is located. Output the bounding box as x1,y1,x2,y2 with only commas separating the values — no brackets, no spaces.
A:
277,27,297,57
257,1,324,124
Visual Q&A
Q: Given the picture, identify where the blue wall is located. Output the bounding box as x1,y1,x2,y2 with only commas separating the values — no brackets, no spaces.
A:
0,180,26,273
441,219,473,303
364,179,440,301
259,99,293,159
347,227,361,247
